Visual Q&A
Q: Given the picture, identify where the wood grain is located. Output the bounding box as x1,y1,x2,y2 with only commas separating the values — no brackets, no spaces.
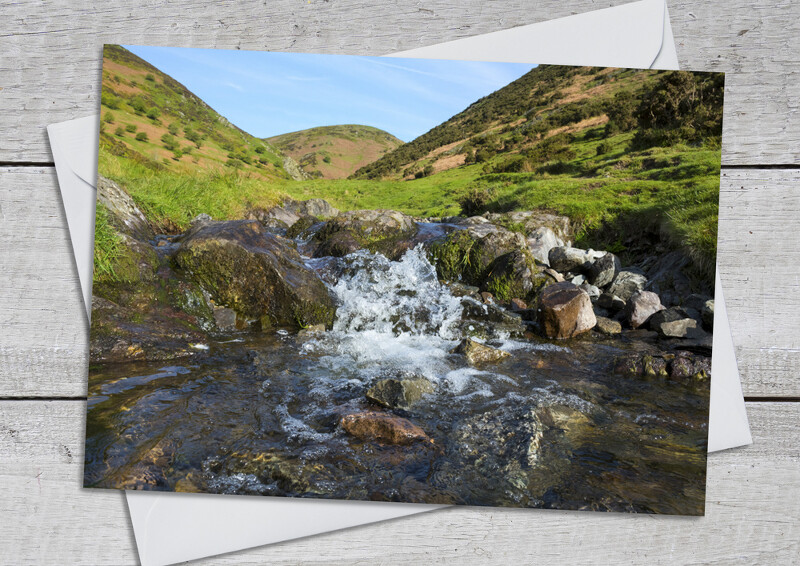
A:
0,0,798,164
0,400,797,564
2,167,798,397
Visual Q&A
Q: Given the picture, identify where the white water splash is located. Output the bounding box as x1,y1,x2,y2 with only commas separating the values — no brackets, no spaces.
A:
303,246,464,382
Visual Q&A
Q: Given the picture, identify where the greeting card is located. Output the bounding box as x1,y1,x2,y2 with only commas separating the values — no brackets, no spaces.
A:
86,44,723,515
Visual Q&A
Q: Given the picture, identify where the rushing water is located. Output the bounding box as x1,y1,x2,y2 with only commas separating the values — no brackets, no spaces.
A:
85,239,709,514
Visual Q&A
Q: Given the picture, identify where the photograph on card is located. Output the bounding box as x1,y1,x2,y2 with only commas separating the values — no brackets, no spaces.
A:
85,44,723,515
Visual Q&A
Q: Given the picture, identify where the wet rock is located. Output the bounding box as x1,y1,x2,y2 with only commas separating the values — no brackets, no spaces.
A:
649,307,697,338
607,269,647,302
528,404,592,465
587,252,621,288
614,351,710,383
597,292,626,312
212,305,238,331
297,323,326,337
526,226,564,264
537,281,596,340
340,411,433,445
366,376,435,410
248,206,300,232
548,246,594,273
642,354,669,378
670,352,711,382
97,176,155,240
446,282,480,298
595,316,622,335
451,338,511,364
480,291,495,305
313,209,417,259
174,219,335,329
702,300,715,330
314,230,362,257
623,291,665,329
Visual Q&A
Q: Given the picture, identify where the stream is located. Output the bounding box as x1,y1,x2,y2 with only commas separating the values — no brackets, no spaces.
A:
85,234,709,514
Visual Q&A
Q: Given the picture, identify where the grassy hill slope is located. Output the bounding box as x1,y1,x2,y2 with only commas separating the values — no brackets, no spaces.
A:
99,45,292,181
267,125,403,179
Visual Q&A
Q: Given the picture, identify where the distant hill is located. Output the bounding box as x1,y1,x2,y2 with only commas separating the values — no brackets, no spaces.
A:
98,45,295,181
352,65,657,180
267,125,403,179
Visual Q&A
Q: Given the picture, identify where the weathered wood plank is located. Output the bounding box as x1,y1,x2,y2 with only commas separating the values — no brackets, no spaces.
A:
2,167,798,397
0,400,797,564
0,0,798,164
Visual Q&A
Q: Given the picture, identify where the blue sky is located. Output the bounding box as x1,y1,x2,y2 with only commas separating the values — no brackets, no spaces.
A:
124,45,535,142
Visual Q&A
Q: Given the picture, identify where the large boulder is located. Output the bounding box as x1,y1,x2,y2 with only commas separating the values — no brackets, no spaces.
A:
339,411,433,445
366,376,435,410
174,219,335,329
607,269,647,302
537,281,596,339
587,252,621,288
623,291,665,329
97,176,155,240
484,248,548,303
428,224,528,287
313,209,417,259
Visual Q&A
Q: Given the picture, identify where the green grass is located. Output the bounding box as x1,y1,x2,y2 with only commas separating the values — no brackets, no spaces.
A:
93,205,125,282
99,151,286,232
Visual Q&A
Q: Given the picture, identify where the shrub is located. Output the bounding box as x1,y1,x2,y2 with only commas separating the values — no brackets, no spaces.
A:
130,97,147,115
167,122,179,135
145,73,155,82
161,133,177,150
458,186,495,216
146,108,160,120
114,126,125,137
100,92,120,109
631,71,724,149
254,146,265,154
135,132,148,142
125,124,137,133
103,111,115,124
322,155,332,164
596,141,612,155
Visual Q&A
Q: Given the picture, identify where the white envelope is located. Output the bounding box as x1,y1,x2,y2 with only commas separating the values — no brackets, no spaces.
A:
48,1,751,564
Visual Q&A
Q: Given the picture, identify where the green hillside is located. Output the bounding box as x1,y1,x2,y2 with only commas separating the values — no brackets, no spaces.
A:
99,45,293,181
267,125,403,179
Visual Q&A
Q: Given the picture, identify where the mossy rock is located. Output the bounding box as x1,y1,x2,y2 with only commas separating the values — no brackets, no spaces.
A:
174,219,335,329
428,225,529,290
484,248,548,303
313,209,417,260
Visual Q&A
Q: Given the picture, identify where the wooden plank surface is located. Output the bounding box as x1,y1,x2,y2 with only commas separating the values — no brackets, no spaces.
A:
0,0,799,164
1,1,799,564
0,400,797,565
2,166,798,397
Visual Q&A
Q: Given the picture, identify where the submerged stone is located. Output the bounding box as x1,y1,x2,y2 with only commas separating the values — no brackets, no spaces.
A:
366,376,435,410
451,338,511,365
340,411,433,445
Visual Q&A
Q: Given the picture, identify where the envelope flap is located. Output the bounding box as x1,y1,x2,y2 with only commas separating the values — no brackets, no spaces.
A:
391,0,666,70
50,115,100,186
